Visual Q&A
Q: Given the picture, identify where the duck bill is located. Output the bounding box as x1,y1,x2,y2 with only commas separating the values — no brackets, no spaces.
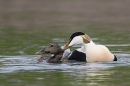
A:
35,51,41,55
35,50,43,55
35,50,47,55
63,39,71,50
35,47,46,55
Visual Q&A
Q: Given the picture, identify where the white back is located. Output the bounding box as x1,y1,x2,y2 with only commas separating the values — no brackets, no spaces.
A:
83,42,114,62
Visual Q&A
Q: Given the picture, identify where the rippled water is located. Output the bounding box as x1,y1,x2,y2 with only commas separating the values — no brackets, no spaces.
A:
1,0,130,86
0,54,129,74
0,55,130,86
0,39,130,86
1,33,130,86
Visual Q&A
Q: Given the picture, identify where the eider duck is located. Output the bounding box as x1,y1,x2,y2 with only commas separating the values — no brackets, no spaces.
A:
63,32,117,62
35,43,68,63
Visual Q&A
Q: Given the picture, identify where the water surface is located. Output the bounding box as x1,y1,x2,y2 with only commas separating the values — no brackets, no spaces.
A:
0,37,130,86
1,0,130,86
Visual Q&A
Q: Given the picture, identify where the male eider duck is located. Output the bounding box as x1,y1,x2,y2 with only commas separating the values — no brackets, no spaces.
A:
63,32,117,62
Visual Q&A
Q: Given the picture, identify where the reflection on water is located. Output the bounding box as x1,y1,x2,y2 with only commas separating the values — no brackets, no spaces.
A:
0,54,130,86
0,36,130,86
0,54,129,74
1,0,130,85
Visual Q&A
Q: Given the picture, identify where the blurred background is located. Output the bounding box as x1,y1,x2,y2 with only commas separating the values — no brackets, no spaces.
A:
0,0,130,55
1,1,130,86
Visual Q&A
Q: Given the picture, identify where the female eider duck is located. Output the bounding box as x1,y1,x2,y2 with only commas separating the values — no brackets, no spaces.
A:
63,32,117,62
35,43,69,63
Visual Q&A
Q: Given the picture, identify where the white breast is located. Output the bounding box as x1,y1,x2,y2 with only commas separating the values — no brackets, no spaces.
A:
61,46,71,61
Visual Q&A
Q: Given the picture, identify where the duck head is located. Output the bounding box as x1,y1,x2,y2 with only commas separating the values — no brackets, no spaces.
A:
63,32,91,50
35,43,63,55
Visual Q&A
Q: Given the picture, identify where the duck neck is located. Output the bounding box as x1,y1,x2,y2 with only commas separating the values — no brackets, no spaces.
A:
80,41,95,52
53,51,63,60
83,40,95,46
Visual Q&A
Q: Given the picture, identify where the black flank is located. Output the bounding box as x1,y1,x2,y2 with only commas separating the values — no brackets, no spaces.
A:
113,55,117,61
68,50,86,62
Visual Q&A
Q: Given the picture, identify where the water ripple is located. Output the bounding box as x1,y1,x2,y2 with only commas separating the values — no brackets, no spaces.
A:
0,54,130,73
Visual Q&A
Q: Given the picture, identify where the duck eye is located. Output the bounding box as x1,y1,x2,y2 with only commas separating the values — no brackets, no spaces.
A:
50,44,54,47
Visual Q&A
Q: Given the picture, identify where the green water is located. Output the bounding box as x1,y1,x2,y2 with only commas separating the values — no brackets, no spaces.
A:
0,27,130,86
1,0,130,86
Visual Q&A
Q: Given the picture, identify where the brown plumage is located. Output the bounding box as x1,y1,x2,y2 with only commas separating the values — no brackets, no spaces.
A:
35,43,67,63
